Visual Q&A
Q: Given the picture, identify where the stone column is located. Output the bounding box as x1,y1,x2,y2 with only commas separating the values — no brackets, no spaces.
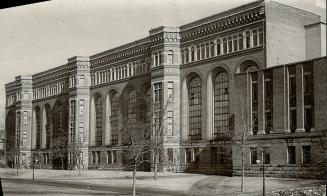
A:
32,109,37,149
89,96,96,146
207,73,214,140
104,94,111,145
181,80,189,141
41,107,47,148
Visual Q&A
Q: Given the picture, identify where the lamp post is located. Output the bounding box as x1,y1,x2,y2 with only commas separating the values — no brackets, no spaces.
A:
256,151,265,196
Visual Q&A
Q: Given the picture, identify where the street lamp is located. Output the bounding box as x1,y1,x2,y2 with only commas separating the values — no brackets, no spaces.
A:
256,151,265,196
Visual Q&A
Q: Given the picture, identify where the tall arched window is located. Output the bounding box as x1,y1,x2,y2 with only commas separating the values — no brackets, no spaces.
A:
128,90,137,130
95,96,103,146
214,71,230,134
110,93,120,144
189,77,202,140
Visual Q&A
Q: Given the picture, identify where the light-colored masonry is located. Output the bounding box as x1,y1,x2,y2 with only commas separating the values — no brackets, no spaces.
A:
5,0,327,178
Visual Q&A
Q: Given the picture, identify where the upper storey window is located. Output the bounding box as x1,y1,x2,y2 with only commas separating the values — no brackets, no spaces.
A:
245,31,251,49
180,27,264,65
210,41,215,57
253,30,258,47
153,51,163,67
167,50,174,64
191,46,196,62
216,39,221,56
259,28,264,45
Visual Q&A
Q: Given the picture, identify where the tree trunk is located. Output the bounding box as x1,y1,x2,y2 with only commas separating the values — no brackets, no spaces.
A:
61,157,64,170
78,161,81,176
241,131,245,192
154,151,158,180
133,164,136,196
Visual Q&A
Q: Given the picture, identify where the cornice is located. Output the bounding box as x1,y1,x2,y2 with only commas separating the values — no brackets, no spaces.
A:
180,6,265,43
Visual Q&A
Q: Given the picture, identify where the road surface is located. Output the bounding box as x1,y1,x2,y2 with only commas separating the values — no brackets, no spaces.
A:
1,178,169,196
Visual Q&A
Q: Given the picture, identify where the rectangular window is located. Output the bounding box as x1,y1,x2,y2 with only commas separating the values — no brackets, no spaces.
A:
168,148,174,163
250,147,257,164
238,34,244,50
263,147,270,164
233,36,238,52
194,148,200,163
70,100,76,143
191,48,195,62
290,110,297,132
107,151,112,164
196,45,200,61
167,82,174,102
259,28,264,45
253,30,258,46
97,151,101,164
181,50,185,64
92,151,96,164
228,37,232,53
112,151,117,164
223,38,227,54
246,31,251,48
303,64,313,132
211,147,218,164
216,41,221,56
288,146,296,164
302,146,311,164
218,146,225,164
201,44,205,60
304,108,313,132
79,99,84,115
186,148,192,164
185,48,189,63
205,43,209,58
210,42,215,57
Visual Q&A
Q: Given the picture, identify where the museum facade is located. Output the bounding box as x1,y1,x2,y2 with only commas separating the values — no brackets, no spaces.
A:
5,0,327,178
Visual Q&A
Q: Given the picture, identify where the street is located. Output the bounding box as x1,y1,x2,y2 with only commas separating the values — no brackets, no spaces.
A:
1,178,176,196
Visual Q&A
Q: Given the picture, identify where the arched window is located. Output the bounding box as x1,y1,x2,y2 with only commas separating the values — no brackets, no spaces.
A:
110,93,120,144
128,90,137,130
188,77,202,140
95,96,103,146
214,72,230,134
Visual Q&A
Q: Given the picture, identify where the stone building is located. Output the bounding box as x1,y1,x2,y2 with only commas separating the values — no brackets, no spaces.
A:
5,0,327,178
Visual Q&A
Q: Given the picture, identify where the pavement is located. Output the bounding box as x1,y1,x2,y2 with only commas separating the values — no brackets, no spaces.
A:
0,168,324,196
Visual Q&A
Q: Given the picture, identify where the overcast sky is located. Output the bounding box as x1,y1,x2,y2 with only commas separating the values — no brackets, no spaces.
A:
0,0,325,127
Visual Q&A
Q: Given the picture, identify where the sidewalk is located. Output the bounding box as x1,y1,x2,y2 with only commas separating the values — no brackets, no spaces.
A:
0,168,324,195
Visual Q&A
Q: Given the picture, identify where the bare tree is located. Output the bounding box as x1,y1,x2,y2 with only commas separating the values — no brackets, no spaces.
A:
52,135,68,170
121,122,151,196
68,137,87,176
149,100,172,180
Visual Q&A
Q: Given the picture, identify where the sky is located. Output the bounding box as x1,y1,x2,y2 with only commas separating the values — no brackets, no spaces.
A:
0,0,325,128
